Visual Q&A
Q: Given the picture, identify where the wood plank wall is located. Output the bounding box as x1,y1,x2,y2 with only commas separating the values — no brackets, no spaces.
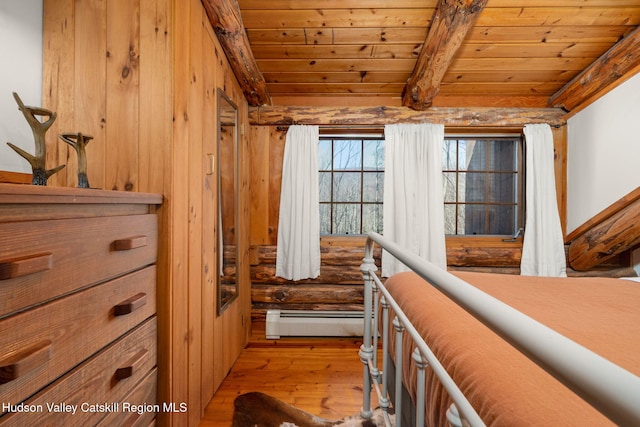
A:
42,1,252,426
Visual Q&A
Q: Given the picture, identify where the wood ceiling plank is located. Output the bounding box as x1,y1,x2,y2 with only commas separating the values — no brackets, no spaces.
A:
255,57,595,73
263,72,412,84
466,25,635,43
246,28,309,45
441,70,580,83
262,70,578,84
266,83,406,94
437,82,566,96
252,44,420,60
252,42,622,60
255,58,417,72
456,42,615,59
476,7,640,27
240,6,640,29
247,26,634,45
240,9,435,28
448,57,596,71
265,82,565,96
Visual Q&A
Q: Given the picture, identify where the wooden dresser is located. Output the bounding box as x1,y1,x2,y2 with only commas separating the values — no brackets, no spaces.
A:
0,184,162,427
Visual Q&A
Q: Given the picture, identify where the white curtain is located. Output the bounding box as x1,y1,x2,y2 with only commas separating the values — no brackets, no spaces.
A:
276,125,321,280
521,123,567,277
382,123,447,276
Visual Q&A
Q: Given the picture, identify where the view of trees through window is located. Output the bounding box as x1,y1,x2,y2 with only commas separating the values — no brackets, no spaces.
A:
319,133,523,236
319,135,384,235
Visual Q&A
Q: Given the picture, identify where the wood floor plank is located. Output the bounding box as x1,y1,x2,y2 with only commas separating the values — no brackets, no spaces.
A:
199,322,375,426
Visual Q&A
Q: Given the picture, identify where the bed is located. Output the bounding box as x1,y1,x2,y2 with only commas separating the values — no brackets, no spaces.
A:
359,232,640,427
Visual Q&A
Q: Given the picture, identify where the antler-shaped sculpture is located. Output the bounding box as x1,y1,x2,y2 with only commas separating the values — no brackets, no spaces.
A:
6,92,65,185
59,132,92,188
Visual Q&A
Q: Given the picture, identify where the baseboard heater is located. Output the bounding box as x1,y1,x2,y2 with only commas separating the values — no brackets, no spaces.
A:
265,309,364,339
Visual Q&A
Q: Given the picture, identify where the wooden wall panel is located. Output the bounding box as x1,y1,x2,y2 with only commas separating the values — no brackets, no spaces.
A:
72,0,106,189
105,0,140,192
139,0,172,194
139,0,173,424
171,0,192,424
187,2,205,424
248,126,271,244
200,8,218,413
42,0,74,188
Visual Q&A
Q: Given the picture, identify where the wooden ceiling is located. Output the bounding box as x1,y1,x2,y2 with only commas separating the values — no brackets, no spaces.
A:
205,0,640,111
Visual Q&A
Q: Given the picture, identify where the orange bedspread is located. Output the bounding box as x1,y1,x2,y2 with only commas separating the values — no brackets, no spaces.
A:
384,271,640,427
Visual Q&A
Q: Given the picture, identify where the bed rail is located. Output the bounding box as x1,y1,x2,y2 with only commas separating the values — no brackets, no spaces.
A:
359,232,640,427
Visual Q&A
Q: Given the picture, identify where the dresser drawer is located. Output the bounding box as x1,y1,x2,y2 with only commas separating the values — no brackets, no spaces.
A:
0,317,157,426
0,266,156,408
0,214,157,318
96,369,158,427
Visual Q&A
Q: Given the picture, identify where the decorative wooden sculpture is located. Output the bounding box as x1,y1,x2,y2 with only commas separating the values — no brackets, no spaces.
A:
59,132,92,189
6,92,65,185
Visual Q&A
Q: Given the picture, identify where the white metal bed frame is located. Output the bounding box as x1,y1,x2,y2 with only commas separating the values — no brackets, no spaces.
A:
359,232,640,427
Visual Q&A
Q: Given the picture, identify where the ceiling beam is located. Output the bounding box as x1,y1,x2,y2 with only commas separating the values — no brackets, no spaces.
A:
402,0,488,111
548,25,640,112
201,0,271,106
249,105,566,128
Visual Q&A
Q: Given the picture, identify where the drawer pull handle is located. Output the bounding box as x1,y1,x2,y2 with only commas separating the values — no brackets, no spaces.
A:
114,293,147,316
0,340,52,384
115,349,148,380
113,236,148,251
0,253,53,280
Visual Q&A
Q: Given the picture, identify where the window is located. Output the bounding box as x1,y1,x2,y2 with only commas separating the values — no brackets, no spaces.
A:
318,135,384,235
443,136,523,236
318,132,524,237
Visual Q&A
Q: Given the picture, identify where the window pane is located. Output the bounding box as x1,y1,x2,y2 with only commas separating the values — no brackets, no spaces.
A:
444,204,456,234
333,204,360,234
443,172,457,202
457,204,466,235
488,205,515,234
319,204,331,234
318,139,332,170
465,140,486,171
334,140,361,170
442,140,457,170
464,172,486,202
363,204,383,234
487,140,517,171
443,136,522,236
363,172,383,202
464,204,486,235
333,172,361,202
319,171,331,202
363,139,384,170
488,172,516,203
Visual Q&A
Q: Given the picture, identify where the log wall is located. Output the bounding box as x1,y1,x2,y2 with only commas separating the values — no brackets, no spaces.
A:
248,113,572,318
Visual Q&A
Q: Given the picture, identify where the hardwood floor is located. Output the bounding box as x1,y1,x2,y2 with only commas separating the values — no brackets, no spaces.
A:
199,321,370,426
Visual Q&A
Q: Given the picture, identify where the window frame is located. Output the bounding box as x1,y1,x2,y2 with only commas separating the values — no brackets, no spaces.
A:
318,132,385,236
442,133,525,237
318,129,526,240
